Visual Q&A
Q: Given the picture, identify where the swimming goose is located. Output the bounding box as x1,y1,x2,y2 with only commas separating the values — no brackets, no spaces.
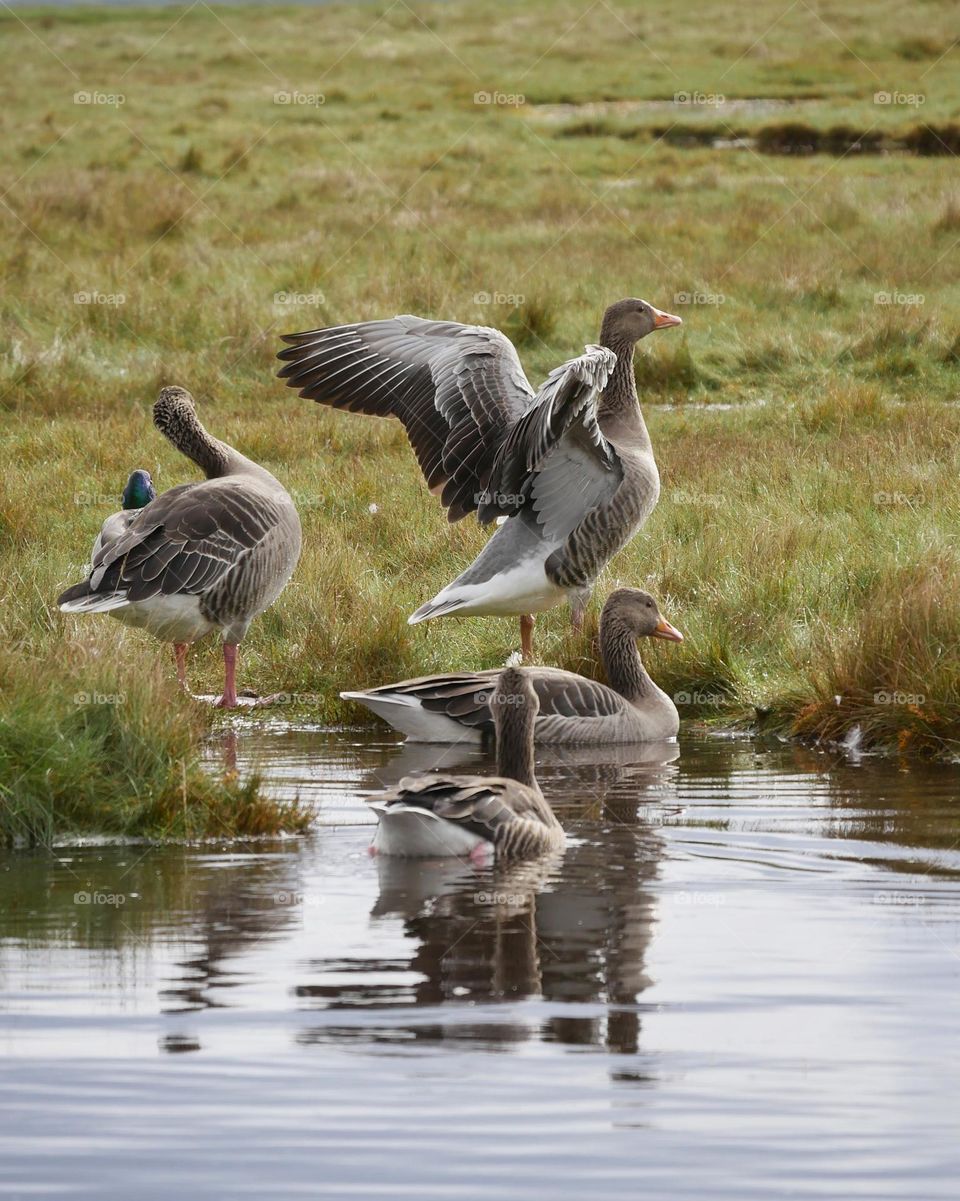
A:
90,469,156,565
343,588,682,745
58,386,302,708
277,298,681,658
366,666,564,859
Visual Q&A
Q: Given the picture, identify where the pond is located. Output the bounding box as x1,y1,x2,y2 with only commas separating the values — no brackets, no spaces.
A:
1,729,958,1199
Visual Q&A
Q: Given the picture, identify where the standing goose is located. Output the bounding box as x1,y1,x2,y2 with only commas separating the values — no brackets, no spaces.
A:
277,298,681,658
90,469,156,565
58,386,302,708
343,588,683,745
366,667,564,860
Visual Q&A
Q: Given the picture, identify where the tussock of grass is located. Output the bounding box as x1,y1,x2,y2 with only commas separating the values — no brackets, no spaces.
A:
178,144,205,174
0,636,308,848
788,556,960,755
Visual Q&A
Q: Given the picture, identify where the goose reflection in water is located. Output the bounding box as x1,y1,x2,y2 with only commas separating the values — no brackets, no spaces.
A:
296,738,678,1057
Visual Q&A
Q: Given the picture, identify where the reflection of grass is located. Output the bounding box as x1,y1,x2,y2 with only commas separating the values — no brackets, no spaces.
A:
0,839,304,957
0,0,959,816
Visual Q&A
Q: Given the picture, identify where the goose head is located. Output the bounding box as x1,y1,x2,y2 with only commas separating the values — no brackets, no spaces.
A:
491,665,540,724
153,385,198,436
121,469,155,510
601,297,683,347
602,588,684,643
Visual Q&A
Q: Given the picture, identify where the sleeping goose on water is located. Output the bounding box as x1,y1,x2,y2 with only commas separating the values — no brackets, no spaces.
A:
90,469,156,566
366,667,564,860
58,386,302,708
344,588,683,745
277,297,681,659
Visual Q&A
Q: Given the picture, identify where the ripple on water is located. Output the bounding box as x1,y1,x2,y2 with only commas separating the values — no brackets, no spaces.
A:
2,732,959,1199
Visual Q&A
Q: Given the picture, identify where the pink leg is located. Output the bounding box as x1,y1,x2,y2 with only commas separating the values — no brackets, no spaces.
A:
520,614,535,662
173,642,189,689
216,643,239,709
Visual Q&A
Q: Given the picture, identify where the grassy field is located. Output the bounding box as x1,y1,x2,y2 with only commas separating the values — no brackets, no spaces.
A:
2,0,959,841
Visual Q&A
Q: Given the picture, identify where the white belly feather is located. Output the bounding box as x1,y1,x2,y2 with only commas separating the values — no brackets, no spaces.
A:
340,691,483,743
370,805,489,857
411,556,566,621
109,593,215,643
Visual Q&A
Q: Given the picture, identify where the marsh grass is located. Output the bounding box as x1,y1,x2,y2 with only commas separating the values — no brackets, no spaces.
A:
2,0,960,847
0,632,309,846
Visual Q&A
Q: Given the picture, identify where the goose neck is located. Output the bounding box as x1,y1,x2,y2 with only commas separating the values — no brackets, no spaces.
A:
600,615,652,702
495,705,537,789
598,337,650,442
156,403,232,478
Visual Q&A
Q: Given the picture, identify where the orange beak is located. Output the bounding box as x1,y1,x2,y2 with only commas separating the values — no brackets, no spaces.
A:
653,307,683,329
652,617,684,643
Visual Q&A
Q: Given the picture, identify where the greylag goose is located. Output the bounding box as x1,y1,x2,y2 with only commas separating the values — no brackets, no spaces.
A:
277,298,681,658
343,588,682,744
366,667,564,859
90,469,156,565
58,386,302,708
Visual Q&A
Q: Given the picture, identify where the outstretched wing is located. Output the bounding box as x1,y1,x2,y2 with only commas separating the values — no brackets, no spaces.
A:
59,480,285,609
277,315,535,522
477,345,622,542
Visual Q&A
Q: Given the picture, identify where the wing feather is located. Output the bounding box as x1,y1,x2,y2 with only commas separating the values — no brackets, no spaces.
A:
476,345,622,540
79,480,285,605
278,316,535,522
363,667,624,734
368,772,554,851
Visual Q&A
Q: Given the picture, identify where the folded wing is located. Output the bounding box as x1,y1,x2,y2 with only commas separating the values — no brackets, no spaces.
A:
369,773,545,844
360,668,625,735
58,481,284,610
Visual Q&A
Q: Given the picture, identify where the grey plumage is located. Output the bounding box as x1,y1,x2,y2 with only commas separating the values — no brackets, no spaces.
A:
278,301,681,639
343,588,683,745
58,387,301,703
365,667,564,859
278,316,534,522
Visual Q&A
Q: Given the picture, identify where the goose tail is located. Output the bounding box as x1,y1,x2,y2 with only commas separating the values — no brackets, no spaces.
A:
340,689,479,743
407,593,468,625
58,581,129,614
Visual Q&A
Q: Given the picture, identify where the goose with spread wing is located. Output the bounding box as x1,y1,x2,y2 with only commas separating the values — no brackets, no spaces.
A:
277,298,681,658
365,667,564,860
343,588,683,745
58,387,302,708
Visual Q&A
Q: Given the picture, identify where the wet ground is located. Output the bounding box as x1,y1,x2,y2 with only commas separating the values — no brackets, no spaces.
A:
1,729,958,1199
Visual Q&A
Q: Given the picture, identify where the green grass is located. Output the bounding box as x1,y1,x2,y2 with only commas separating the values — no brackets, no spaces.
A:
0,627,311,845
2,0,960,845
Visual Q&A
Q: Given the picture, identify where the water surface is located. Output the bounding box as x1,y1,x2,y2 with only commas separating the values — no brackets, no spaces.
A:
1,730,958,1199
